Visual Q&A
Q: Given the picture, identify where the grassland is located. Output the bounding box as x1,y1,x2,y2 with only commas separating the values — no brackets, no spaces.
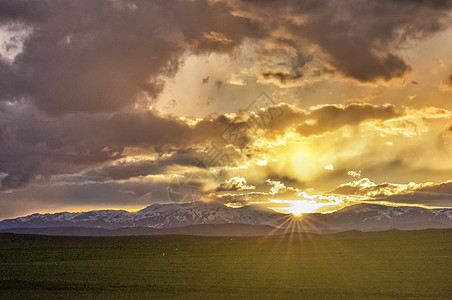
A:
0,229,451,299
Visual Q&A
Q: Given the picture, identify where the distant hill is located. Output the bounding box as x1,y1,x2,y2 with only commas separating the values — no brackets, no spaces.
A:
0,202,451,235
0,223,285,236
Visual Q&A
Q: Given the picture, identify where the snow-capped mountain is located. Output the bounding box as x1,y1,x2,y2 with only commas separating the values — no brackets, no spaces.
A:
0,202,451,234
298,204,452,232
0,202,285,230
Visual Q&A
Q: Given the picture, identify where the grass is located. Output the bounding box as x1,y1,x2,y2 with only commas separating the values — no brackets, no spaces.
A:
0,229,451,299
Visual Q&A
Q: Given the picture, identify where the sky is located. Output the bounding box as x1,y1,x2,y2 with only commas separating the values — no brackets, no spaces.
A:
0,0,451,219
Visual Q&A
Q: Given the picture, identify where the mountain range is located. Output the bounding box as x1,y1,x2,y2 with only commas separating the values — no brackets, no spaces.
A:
0,202,451,236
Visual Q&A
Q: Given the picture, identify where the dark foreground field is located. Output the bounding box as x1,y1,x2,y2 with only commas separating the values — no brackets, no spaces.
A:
0,229,451,299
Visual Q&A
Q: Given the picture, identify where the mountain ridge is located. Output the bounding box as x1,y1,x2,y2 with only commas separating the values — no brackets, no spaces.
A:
0,202,451,234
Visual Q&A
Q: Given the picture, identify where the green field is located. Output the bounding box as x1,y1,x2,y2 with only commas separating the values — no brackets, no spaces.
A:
0,229,451,299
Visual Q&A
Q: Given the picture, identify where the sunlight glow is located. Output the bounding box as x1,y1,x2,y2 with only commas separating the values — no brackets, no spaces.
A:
324,164,334,170
268,199,339,216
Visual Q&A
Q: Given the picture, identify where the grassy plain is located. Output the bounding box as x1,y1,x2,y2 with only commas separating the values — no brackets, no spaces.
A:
0,229,451,299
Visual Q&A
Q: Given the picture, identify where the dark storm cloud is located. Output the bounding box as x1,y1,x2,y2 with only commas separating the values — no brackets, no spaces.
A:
0,0,260,114
224,0,452,83
83,150,201,181
0,0,51,23
0,102,230,190
1,0,449,112
0,60,17,98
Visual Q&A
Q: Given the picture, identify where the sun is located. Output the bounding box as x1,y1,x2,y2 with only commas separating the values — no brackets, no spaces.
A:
268,199,338,216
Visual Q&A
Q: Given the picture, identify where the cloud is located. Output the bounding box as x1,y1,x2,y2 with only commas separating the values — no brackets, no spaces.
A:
0,0,260,114
0,177,173,219
198,31,233,52
296,103,401,136
201,76,210,84
222,0,452,83
333,178,452,207
82,150,201,181
262,102,452,139
333,178,423,197
216,176,255,191
163,99,177,110
347,170,361,178
0,0,51,24
0,102,230,190
261,70,303,85
0,59,17,97
1,0,451,115
261,102,402,137
440,72,452,91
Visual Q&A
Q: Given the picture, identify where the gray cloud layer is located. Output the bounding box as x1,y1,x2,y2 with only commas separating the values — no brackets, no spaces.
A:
263,102,401,136
0,0,260,114
0,98,437,191
227,0,452,83
1,0,451,114
0,102,230,190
